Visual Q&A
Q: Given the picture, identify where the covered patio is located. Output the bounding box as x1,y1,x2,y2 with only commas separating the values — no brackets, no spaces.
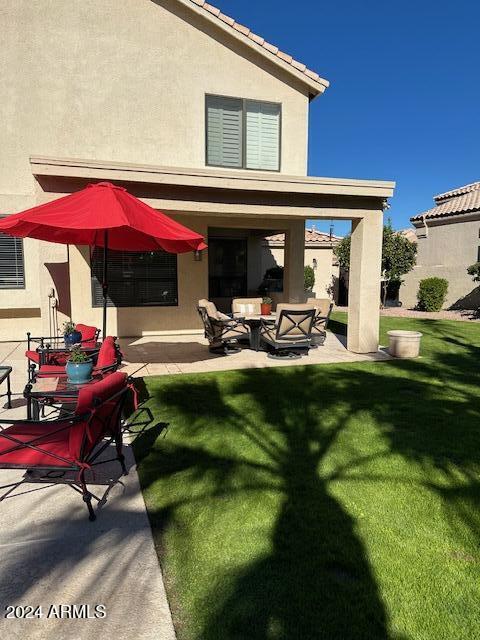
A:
30,156,395,354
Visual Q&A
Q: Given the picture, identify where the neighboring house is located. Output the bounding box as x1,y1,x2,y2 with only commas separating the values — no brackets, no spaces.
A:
0,0,394,353
262,227,341,301
398,228,418,244
400,181,480,309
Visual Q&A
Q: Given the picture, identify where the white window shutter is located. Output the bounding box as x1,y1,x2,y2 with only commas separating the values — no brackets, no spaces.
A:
246,101,280,171
206,96,243,168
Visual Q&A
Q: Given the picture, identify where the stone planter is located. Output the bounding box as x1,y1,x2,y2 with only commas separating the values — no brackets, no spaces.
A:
387,330,423,358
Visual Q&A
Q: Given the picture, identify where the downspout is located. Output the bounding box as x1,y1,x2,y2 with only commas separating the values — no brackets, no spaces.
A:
420,214,428,237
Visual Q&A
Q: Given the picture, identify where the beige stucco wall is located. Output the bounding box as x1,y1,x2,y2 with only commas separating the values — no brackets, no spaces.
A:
0,0,311,340
400,216,480,309
262,244,339,300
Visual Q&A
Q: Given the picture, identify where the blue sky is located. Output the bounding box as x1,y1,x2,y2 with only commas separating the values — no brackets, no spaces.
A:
212,0,480,237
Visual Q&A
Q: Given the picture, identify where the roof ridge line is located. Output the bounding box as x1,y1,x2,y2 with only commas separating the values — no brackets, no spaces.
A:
435,180,480,201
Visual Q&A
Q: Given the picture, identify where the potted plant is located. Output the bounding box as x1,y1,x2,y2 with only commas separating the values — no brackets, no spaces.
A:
66,346,93,384
261,296,273,315
63,320,82,347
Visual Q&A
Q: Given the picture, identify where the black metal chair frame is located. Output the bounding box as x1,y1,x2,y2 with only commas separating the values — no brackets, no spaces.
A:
197,306,249,355
0,383,130,521
27,338,123,384
26,331,102,381
260,308,315,359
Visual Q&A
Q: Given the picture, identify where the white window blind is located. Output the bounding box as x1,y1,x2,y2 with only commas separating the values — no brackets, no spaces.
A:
245,101,281,171
206,96,243,168
0,226,25,289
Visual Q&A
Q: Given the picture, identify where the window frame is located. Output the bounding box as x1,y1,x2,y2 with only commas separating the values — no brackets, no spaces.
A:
205,93,282,172
0,218,26,290
90,248,178,308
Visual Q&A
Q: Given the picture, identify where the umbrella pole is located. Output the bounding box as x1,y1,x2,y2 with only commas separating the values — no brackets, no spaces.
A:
102,230,108,340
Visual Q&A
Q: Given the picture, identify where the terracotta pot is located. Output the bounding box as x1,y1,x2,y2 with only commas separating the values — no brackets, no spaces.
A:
261,303,272,315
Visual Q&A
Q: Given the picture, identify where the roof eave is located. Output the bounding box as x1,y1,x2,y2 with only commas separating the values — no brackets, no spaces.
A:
178,0,329,97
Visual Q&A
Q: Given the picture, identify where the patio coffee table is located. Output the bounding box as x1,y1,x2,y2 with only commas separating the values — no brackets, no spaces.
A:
25,374,103,420
0,366,12,409
234,313,276,351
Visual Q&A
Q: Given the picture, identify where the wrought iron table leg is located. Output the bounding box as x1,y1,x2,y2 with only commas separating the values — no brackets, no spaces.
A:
250,326,261,352
6,373,11,409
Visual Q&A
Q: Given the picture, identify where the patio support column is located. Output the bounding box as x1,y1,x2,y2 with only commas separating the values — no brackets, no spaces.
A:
347,210,383,353
284,220,305,303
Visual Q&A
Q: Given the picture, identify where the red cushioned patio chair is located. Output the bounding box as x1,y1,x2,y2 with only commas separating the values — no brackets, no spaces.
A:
33,336,122,380
25,324,101,369
0,371,129,521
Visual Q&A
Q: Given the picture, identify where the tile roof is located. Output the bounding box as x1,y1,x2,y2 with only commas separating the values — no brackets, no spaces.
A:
411,181,480,222
186,0,329,93
265,228,341,246
398,228,417,243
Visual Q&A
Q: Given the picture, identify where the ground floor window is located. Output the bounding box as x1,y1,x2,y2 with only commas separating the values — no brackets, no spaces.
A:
90,248,178,307
0,228,25,289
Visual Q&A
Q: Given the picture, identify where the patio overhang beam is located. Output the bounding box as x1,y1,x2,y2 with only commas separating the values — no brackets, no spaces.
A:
30,156,394,220
30,156,395,199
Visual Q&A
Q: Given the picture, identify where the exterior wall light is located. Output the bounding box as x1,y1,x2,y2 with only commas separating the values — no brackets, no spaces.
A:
312,258,317,270
194,249,202,262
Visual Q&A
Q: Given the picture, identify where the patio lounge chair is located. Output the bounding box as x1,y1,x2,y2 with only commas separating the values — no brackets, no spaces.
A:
231,297,262,316
260,304,315,359
197,299,250,354
0,371,129,521
306,298,334,346
32,336,122,380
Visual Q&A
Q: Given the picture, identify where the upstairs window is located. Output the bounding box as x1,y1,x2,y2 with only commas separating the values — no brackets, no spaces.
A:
91,249,178,307
206,95,281,171
0,223,25,289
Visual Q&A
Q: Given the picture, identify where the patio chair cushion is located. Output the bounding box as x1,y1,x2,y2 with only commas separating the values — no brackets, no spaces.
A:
71,371,127,458
221,325,250,341
275,305,315,337
198,299,221,320
36,364,65,376
0,420,75,467
306,298,332,316
25,350,40,364
232,298,262,315
96,336,117,369
75,324,98,348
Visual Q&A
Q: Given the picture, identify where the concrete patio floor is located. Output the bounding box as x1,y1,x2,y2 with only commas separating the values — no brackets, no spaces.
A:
0,445,176,640
118,331,390,378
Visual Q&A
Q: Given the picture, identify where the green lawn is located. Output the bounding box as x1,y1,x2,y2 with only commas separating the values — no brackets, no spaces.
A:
132,314,480,640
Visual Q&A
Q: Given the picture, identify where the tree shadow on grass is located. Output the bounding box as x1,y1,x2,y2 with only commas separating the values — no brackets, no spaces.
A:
132,317,480,640
133,371,405,639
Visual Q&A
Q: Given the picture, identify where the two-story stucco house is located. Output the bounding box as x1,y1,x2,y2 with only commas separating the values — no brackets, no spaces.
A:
0,0,394,352
400,181,480,309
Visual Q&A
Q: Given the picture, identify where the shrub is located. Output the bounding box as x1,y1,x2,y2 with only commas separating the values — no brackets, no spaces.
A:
417,277,448,311
467,262,480,282
304,265,315,291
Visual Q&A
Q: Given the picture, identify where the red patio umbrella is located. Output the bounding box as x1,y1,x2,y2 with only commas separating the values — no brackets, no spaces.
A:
0,182,206,337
